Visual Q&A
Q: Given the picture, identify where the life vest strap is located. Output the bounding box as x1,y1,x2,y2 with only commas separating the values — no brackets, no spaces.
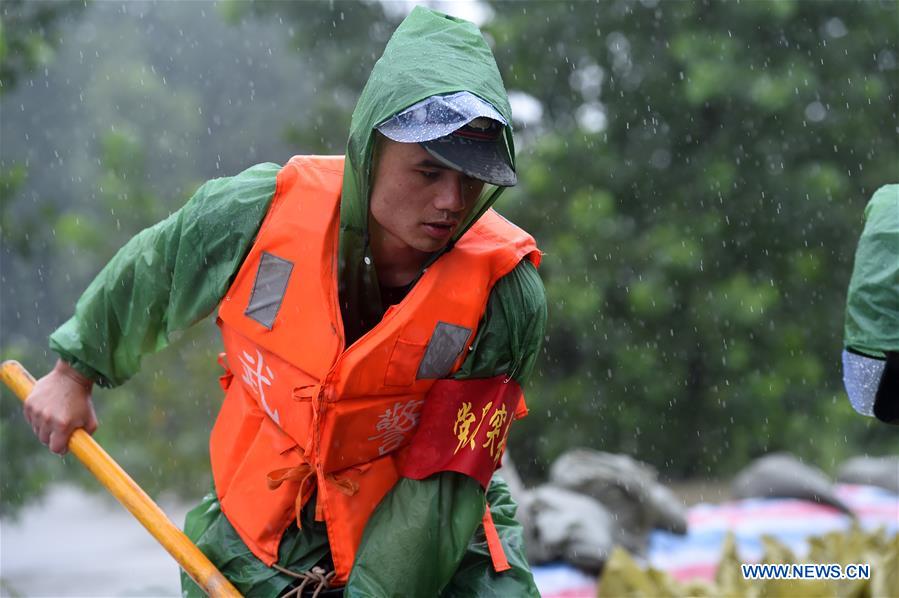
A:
216,352,234,391
267,464,316,529
267,462,362,527
482,503,511,573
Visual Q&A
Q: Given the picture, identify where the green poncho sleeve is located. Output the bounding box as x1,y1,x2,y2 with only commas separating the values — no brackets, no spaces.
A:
48,163,280,386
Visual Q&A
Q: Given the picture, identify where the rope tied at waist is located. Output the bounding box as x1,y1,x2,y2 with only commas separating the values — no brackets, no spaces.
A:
272,563,336,598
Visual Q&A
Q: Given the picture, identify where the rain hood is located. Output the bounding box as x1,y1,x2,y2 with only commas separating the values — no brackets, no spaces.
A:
338,6,515,344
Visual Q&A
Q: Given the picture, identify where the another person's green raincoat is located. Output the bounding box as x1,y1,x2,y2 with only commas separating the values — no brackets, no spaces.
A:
49,7,545,596
842,184,898,424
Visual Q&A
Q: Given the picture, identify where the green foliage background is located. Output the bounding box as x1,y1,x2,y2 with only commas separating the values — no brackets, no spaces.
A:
1,0,897,515
487,0,899,479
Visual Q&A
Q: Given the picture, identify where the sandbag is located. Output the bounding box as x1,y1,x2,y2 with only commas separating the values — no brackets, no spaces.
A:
520,485,616,571
837,455,899,494
548,449,687,551
732,452,853,515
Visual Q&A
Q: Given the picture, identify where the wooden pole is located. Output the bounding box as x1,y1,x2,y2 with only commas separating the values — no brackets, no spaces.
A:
1,360,241,598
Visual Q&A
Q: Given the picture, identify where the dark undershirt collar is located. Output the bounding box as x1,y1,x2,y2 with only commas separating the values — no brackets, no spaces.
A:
379,281,414,310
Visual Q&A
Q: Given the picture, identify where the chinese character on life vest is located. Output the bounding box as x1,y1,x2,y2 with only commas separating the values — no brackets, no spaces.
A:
368,399,425,455
238,349,280,425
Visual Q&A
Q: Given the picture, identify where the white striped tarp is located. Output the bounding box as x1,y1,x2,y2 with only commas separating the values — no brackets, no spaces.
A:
532,483,899,598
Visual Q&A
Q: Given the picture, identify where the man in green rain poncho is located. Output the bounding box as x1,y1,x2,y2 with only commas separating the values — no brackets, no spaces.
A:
842,184,898,425
23,7,545,597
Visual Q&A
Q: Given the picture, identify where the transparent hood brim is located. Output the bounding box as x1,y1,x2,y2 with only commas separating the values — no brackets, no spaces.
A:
842,349,886,417
375,91,508,143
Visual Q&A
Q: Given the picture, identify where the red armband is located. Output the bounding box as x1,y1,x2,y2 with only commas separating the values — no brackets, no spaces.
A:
398,375,524,488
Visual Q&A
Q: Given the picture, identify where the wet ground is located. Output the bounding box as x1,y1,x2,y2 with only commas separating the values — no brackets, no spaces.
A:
1,485,190,597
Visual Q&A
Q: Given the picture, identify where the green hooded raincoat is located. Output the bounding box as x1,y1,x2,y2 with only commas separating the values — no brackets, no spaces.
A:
49,7,545,597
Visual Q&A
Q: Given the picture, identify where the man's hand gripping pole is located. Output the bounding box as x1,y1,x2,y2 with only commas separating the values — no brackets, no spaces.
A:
1,360,241,598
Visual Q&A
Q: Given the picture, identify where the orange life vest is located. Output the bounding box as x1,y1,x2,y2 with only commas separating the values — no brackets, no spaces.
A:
210,155,540,584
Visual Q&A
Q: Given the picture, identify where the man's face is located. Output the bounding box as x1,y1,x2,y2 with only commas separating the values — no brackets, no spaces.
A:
369,139,485,255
